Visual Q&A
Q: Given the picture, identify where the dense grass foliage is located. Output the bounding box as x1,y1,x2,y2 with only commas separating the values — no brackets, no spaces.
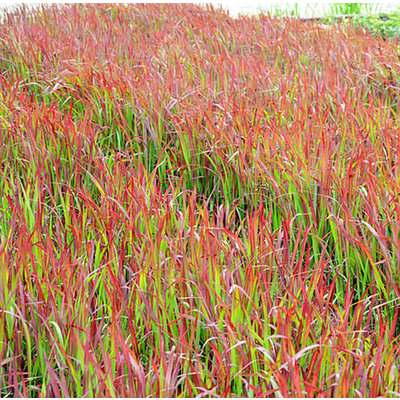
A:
1,3,400,397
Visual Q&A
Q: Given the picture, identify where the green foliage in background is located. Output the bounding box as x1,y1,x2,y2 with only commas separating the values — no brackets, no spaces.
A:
328,3,376,16
354,9,400,40
268,3,400,41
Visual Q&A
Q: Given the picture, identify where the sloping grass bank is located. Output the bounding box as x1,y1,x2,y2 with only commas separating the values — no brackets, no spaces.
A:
1,3,400,397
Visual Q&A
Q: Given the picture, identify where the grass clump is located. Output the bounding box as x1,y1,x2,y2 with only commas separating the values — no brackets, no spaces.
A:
1,3,400,397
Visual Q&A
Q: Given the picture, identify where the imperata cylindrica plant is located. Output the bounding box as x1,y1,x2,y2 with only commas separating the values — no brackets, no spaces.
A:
1,3,400,397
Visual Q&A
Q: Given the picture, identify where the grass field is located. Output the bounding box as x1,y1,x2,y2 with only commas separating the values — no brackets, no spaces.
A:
1,3,400,397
